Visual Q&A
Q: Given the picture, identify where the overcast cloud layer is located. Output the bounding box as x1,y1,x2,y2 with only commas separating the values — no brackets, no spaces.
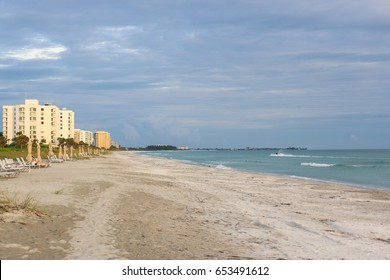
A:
1,0,389,148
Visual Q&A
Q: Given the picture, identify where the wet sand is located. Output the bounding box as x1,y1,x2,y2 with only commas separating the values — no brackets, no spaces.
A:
0,151,389,259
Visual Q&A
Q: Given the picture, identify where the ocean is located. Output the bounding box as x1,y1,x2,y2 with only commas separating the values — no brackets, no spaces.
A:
140,149,390,190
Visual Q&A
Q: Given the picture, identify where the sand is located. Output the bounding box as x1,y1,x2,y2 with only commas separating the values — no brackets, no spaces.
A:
0,151,389,259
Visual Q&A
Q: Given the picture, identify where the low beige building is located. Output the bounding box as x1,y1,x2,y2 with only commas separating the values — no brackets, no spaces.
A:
94,131,111,149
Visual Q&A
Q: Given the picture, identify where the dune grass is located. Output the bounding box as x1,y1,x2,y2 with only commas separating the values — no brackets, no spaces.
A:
0,192,47,217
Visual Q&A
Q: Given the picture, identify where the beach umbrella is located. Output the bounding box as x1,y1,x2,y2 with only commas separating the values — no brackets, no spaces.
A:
70,146,74,158
81,145,85,155
78,145,81,156
58,145,63,159
63,144,68,160
48,142,54,157
88,146,91,155
27,139,33,162
37,143,42,163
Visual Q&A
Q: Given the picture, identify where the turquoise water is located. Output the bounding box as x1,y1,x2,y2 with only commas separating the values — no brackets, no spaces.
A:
140,149,390,190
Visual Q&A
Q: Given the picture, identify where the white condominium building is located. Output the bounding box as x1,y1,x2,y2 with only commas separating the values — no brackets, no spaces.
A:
59,108,75,140
74,129,94,146
2,99,74,145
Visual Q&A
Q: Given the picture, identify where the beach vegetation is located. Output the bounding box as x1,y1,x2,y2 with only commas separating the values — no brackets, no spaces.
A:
0,192,46,217
64,138,76,147
0,135,7,147
57,137,66,145
0,145,50,159
54,189,65,195
120,145,179,151
57,137,77,148
32,139,39,147
145,145,177,151
12,131,29,149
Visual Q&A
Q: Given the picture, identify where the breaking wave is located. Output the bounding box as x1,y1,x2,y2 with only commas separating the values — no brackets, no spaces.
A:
215,164,232,170
270,153,312,158
270,153,349,159
301,162,336,167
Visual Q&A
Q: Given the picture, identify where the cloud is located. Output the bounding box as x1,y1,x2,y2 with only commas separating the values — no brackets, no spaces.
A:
1,0,389,148
96,26,143,37
80,25,148,60
4,46,67,61
1,34,67,61
84,41,140,56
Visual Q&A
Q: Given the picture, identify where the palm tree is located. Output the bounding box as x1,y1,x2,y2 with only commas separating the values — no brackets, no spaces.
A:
13,131,29,149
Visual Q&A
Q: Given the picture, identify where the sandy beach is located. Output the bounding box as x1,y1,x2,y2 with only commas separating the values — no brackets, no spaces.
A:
0,151,389,260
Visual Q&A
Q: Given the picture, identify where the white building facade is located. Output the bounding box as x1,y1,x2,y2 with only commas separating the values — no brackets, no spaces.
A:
2,99,74,145
74,129,94,146
59,108,75,139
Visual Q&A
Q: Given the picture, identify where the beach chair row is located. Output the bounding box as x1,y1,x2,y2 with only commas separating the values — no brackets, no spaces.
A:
47,154,79,162
0,157,51,179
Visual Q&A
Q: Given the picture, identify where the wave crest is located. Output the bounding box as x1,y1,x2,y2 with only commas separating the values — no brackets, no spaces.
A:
301,162,336,167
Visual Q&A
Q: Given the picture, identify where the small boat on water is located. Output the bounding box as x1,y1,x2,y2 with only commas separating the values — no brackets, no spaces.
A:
270,149,284,157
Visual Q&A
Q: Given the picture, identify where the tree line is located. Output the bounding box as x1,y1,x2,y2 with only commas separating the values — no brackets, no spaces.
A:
0,131,92,149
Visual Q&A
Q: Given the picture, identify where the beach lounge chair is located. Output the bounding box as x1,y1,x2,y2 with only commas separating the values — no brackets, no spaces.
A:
0,169,19,178
20,157,50,168
0,159,28,173
19,157,39,169
17,158,34,170
8,158,30,173
0,161,20,178
47,156,63,163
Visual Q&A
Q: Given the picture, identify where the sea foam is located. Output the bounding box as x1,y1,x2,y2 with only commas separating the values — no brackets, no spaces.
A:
301,162,336,167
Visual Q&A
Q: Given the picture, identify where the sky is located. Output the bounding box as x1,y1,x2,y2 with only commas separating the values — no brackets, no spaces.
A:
1,0,389,149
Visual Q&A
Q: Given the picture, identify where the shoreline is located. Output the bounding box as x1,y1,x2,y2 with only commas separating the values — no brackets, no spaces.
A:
136,151,390,192
1,151,389,259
